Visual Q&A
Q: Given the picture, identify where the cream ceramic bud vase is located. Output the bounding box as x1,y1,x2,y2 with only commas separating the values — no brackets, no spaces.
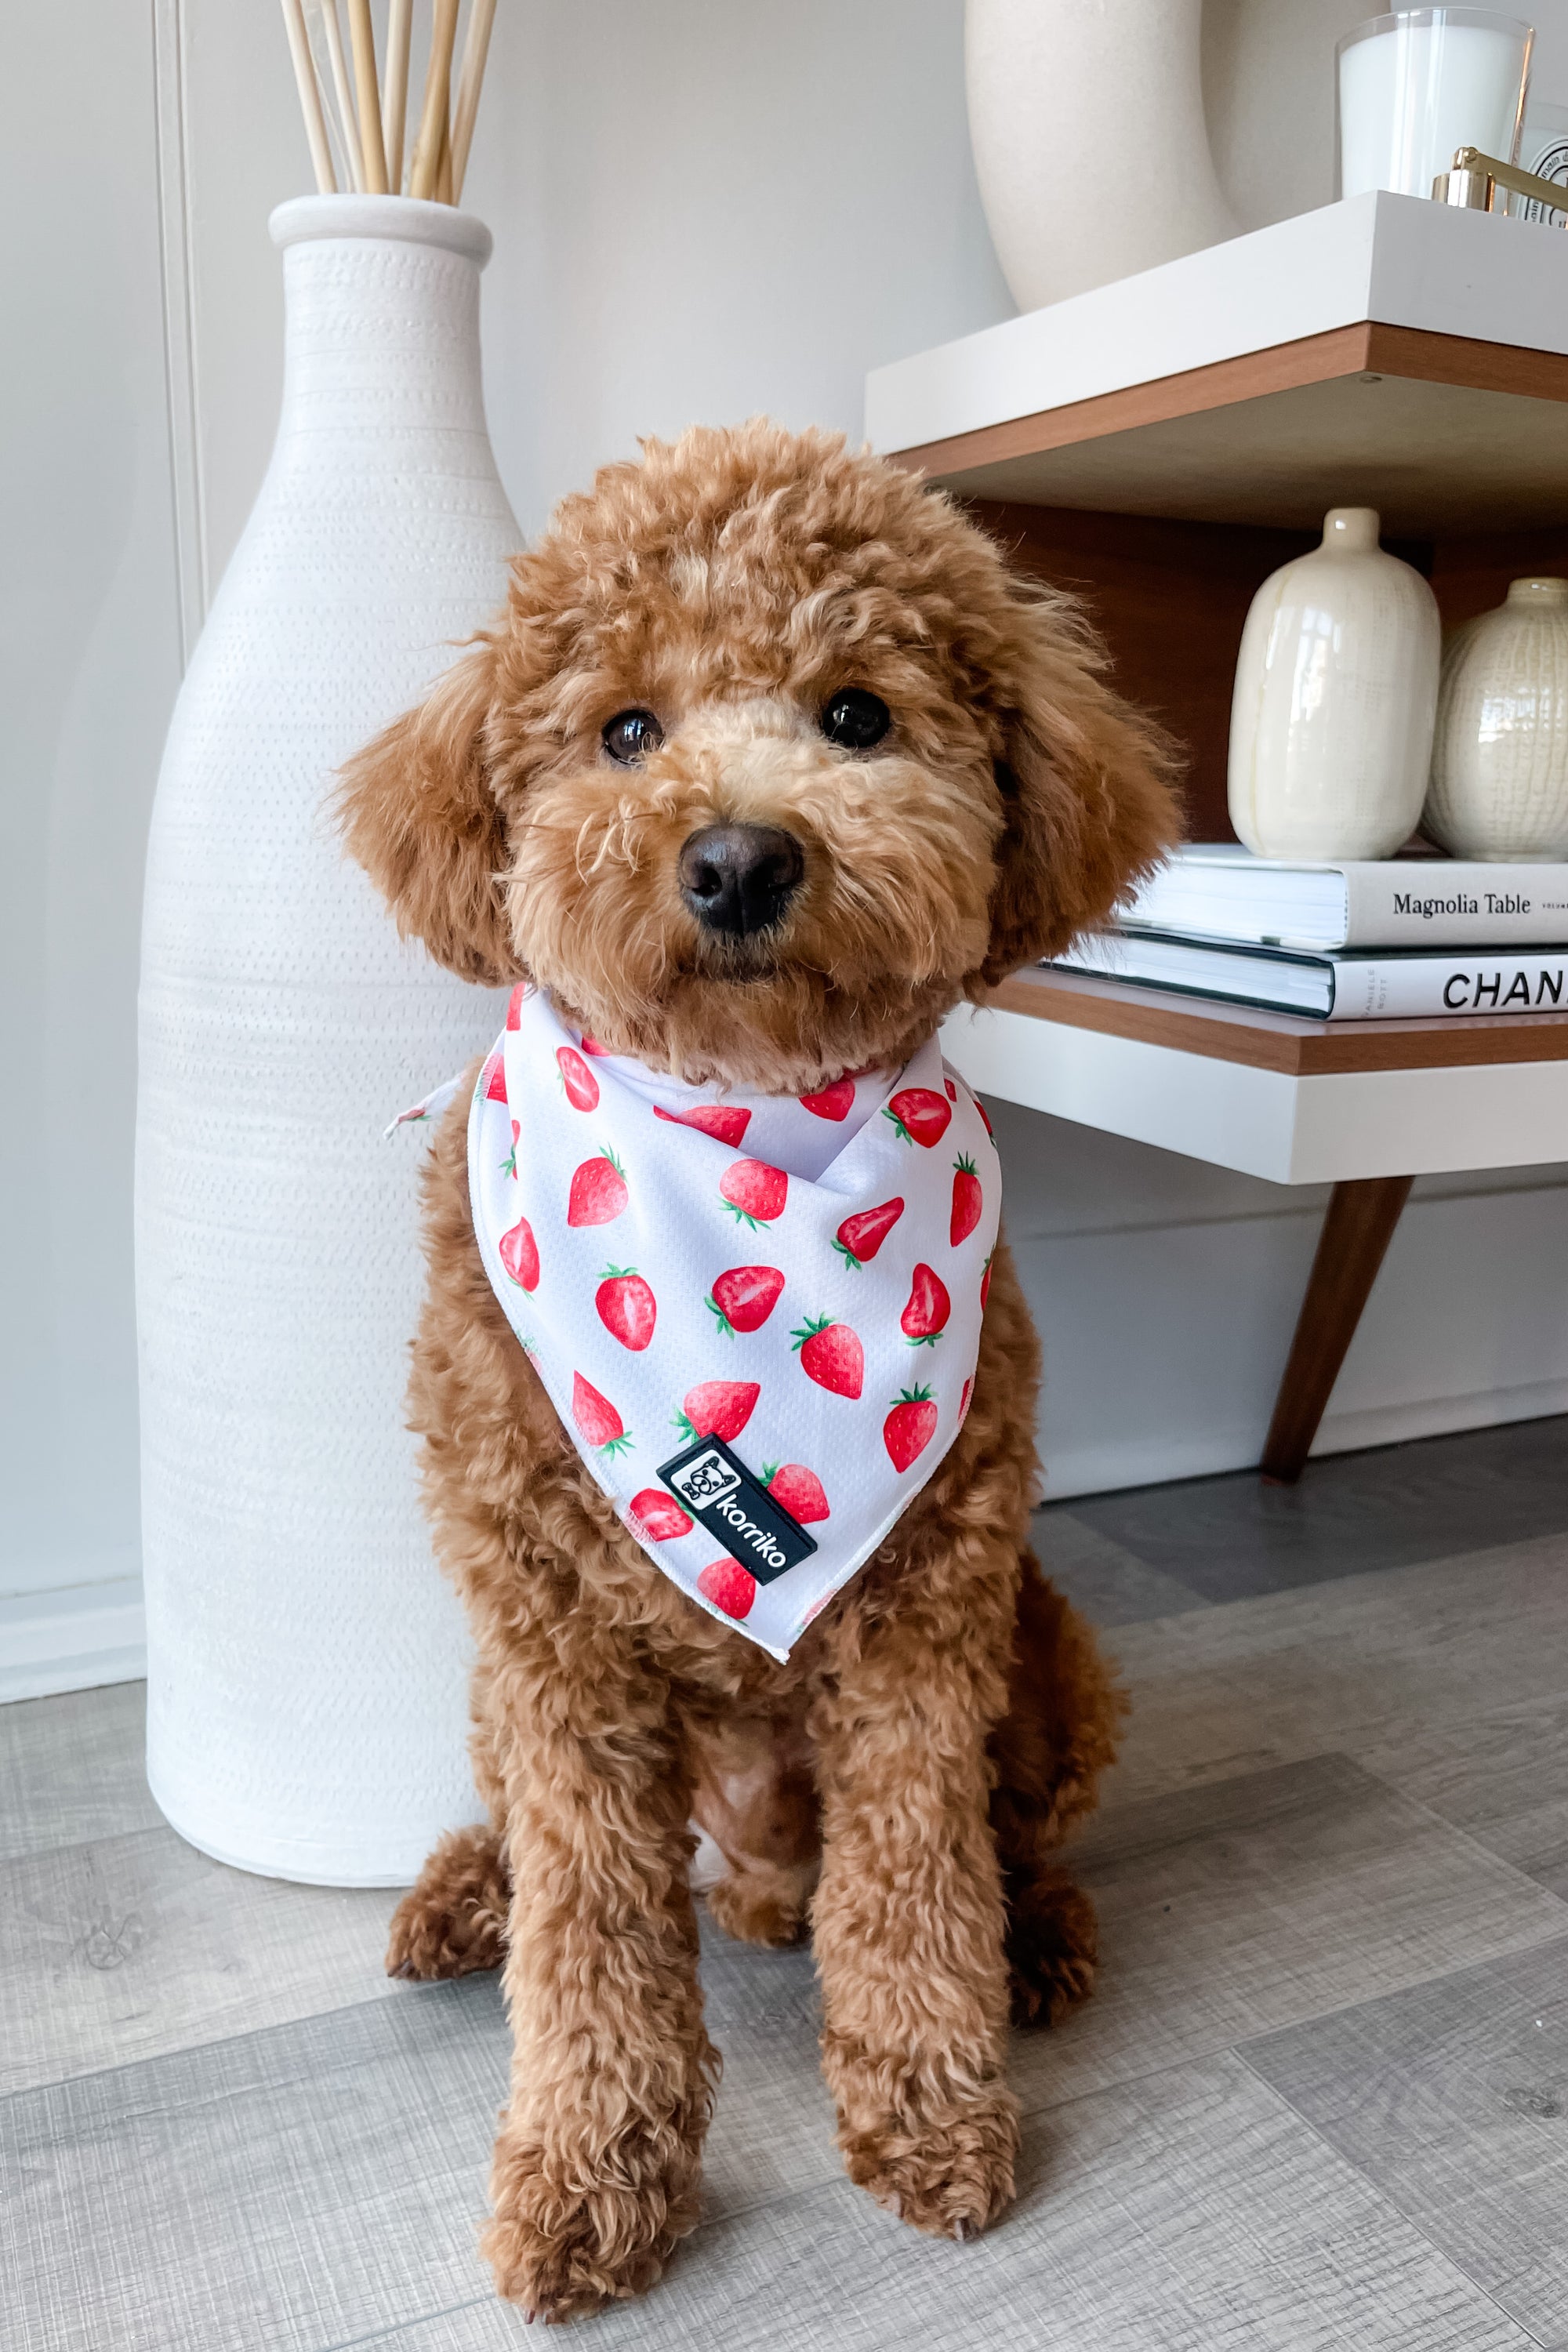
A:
1228,509,1441,862
136,196,518,1886
1425,579,1568,860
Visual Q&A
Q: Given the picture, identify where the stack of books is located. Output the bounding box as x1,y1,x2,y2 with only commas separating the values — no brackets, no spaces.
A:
1051,846,1568,1022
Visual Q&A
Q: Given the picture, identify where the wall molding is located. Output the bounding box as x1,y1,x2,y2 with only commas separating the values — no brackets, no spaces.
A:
0,1578,147,1705
1039,1377,1568,1502
151,0,207,662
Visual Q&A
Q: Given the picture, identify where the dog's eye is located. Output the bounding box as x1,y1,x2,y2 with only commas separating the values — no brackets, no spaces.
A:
601,708,663,765
819,688,891,751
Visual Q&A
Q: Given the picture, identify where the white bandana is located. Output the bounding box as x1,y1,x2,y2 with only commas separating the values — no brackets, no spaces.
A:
401,985,1000,1660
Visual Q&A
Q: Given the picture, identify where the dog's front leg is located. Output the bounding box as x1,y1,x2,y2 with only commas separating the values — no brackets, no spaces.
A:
481,1642,715,2321
811,1627,1019,2241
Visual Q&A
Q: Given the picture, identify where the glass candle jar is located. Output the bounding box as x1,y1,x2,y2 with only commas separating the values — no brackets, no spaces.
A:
1338,8,1534,200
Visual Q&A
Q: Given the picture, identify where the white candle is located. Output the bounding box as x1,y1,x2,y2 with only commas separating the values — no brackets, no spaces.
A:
1338,9,1533,201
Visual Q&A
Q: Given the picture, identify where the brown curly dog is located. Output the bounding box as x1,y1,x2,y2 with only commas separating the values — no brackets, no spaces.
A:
339,419,1178,2320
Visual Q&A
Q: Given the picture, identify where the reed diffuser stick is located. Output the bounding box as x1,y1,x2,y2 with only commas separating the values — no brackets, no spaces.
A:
448,0,496,202
319,0,365,191
409,0,461,201
280,0,337,192
347,0,389,193
383,0,414,192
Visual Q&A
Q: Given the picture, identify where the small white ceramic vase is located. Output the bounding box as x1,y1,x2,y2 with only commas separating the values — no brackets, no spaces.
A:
136,197,518,1885
1425,579,1568,861
1228,509,1441,862
964,0,1240,312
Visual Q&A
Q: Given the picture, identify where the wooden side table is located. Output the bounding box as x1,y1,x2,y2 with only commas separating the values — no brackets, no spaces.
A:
942,969,1568,1481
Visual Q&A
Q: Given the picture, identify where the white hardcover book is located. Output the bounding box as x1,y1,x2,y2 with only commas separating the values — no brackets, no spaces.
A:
1119,845,1568,949
1054,931,1568,1022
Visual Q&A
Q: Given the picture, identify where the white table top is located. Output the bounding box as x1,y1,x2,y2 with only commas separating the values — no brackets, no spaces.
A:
942,971,1568,1185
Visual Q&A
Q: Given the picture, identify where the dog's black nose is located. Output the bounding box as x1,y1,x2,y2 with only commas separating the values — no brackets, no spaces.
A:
678,824,804,938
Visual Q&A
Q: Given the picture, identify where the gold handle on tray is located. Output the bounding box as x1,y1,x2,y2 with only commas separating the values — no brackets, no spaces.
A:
1432,145,1568,217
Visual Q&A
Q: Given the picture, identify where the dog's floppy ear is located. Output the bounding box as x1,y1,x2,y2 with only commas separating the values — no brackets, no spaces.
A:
979,589,1181,986
337,636,522,987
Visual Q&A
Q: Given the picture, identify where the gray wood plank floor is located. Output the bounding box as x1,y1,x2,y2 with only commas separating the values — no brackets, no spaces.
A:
5,1414,1568,2350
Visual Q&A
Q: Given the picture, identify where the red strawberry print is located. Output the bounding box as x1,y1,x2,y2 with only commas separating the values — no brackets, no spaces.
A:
655,1102,752,1146
503,1118,520,1179
556,1046,600,1112
764,1462,830,1523
707,1265,785,1338
720,1159,788,1229
959,1377,974,1424
950,1155,983,1246
482,1052,507,1104
498,1213,539,1292
976,1097,995,1139
884,1385,938,1471
596,1266,657,1351
980,1249,994,1311
675,1380,760,1443
791,1316,864,1399
799,1077,856,1121
568,1147,628,1226
628,1489,692,1543
902,1263,952,1346
699,1557,757,1621
506,983,529,1030
572,1373,632,1456
945,1077,957,1102
579,1034,610,1057
883,1086,951,1148
832,1196,903,1270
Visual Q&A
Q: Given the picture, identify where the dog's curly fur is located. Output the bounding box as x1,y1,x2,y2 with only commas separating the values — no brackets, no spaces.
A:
343,421,1178,2319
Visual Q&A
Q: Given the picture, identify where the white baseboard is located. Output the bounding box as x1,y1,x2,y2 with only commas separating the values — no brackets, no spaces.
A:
1039,1379,1568,1502
0,1577,147,1704
1314,1376,1568,1461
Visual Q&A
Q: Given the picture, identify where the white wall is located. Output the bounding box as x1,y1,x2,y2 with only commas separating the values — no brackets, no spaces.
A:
1,1,182,1655
7,0,1568,1697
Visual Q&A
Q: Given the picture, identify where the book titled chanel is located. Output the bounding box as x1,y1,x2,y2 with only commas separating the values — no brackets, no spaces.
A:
1054,932,1568,1022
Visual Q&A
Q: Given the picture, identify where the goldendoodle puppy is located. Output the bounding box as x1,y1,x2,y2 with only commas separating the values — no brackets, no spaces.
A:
339,419,1178,2320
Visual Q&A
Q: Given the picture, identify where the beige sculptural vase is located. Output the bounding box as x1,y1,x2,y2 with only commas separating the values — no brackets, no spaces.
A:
1228,509,1441,862
1425,579,1568,861
964,0,1239,311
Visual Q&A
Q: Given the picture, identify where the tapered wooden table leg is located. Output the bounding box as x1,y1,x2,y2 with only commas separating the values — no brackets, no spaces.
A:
1261,1174,1414,1484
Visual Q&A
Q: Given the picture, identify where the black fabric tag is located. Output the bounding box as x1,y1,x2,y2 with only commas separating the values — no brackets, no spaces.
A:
657,1436,818,1584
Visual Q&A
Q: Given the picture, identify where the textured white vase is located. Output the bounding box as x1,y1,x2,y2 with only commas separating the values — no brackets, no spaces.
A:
1425,579,1568,862
1229,508,1441,862
136,196,518,1886
964,0,1240,312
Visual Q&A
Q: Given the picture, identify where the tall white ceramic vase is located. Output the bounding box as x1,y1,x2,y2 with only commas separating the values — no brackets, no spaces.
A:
136,197,518,1886
965,0,1240,312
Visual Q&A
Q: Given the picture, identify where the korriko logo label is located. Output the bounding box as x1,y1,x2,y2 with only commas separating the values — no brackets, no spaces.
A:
658,1436,817,1583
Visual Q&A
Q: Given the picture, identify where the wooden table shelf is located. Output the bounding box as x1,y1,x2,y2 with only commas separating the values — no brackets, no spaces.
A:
869,191,1568,839
944,974,1568,1483
869,191,1568,535
884,199,1568,1477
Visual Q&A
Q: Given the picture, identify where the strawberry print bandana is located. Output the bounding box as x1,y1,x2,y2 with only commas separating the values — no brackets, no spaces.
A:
409,984,1000,1661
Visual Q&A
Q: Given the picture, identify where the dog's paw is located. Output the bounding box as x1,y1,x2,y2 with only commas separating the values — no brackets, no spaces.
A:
1005,1869,1099,2028
483,2125,702,2320
841,2086,1020,2241
704,1864,811,1950
386,1824,510,1981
